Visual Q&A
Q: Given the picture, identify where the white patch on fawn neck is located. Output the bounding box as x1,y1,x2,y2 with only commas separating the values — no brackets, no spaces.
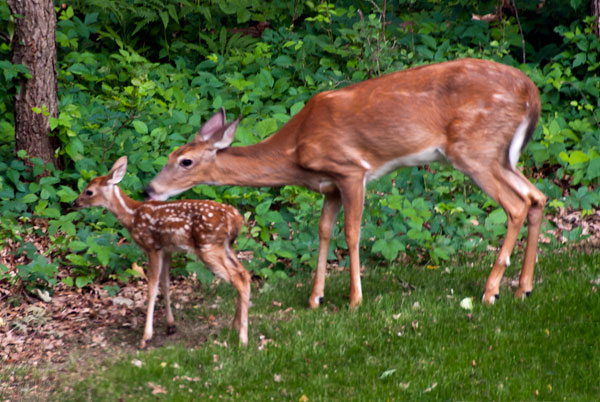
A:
114,186,135,215
508,117,529,169
365,146,447,182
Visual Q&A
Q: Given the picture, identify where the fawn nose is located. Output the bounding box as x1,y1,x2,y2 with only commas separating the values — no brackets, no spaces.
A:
142,186,154,200
72,200,79,208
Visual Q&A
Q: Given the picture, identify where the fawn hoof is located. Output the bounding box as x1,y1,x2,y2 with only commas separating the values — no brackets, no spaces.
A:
166,324,177,335
139,338,150,349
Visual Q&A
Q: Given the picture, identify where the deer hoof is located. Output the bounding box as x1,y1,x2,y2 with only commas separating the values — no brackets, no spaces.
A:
481,292,499,304
309,295,324,309
166,325,177,335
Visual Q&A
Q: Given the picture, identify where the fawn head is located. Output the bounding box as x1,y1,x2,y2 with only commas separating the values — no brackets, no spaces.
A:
73,156,128,210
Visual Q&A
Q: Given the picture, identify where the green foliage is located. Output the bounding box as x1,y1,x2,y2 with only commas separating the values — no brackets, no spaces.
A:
1,0,598,292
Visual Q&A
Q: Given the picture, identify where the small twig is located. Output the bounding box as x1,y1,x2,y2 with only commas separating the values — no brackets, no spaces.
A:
511,0,526,63
101,112,137,165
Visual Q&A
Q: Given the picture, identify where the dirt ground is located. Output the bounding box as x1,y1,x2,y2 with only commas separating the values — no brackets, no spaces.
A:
1,208,599,401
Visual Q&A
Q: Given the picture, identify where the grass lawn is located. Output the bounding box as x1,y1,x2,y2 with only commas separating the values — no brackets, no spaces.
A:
49,250,599,401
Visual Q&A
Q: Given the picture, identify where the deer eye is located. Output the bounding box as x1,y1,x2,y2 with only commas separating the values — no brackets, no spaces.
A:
85,190,93,196
180,159,193,168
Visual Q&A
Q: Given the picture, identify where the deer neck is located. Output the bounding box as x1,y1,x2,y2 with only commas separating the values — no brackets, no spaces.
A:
108,186,142,230
211,140,305,188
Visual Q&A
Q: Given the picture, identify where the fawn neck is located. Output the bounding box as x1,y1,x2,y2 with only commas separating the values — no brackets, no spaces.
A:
107,185,142,230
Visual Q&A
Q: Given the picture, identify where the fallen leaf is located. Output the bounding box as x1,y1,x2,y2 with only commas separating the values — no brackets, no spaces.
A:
148,382,167,395
411,320,419,330
424,382,438,393
161,362,167,368
379,368,396,379
399,382,410,390
392,313,401,320
131,359,143,368
132,262,147,279
113,297,134,308
460,297,473,310
274,374,282,382
32,288,52,303
272,300,282,307
299,395,309,402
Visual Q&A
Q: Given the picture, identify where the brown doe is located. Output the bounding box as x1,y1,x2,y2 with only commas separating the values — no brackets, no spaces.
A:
144,58,546,308
73,156,251,348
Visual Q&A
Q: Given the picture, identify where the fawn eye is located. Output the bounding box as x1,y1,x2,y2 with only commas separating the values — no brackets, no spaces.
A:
180,159,193,168
85,190,93,196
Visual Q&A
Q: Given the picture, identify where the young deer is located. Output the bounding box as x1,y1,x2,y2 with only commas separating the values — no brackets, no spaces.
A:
73,156,251,348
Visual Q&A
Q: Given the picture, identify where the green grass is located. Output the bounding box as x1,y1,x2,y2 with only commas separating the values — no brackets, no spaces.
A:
56,251,600,401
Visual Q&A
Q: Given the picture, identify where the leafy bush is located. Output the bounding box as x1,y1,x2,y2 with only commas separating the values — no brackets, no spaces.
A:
0,1,598,293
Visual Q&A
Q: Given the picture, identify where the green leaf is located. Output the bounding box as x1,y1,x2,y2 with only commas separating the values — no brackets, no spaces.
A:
20,193,38,203
75,275,92,288
132,120,148,134
573,52,587,68
291,102,304,116
57,186,79,203
62,276,73,287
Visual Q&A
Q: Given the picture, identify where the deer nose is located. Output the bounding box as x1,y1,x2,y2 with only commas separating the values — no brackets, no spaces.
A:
72,200,79,208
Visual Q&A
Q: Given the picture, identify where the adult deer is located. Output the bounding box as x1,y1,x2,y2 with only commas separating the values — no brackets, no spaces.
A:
145,58,546,308
74,156,251,348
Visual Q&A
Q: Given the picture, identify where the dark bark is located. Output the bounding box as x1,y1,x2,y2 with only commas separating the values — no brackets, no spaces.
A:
7,0,60,170
594,0,600,38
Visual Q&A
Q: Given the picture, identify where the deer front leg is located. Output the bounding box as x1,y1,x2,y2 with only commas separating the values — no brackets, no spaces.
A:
339,177,365,309
159,252,176,335
141,250,162,349
309,191,342,309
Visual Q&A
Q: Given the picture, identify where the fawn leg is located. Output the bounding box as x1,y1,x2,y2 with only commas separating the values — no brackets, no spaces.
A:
141,250,162,349
199,244,251,345
159,252,176,334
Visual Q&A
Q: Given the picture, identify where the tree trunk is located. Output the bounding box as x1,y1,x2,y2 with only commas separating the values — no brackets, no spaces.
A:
594,0,600,38
7,0,60,170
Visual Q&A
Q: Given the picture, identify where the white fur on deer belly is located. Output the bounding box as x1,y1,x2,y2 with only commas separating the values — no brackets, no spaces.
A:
365,146,447,182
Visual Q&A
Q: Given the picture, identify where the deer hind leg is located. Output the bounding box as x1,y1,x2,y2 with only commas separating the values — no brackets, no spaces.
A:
510,169,546,299
159,253,176,335
309,190,342,309
141,250,163,348
454,161,537,304
338,177,366,309
198,244,251,345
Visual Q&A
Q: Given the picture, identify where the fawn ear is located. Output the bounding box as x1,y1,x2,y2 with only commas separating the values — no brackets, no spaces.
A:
107,156,128,185
194,108,226,143
212,116,241,150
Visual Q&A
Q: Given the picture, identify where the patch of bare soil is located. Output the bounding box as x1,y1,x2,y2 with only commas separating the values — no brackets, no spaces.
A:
0,276,235,402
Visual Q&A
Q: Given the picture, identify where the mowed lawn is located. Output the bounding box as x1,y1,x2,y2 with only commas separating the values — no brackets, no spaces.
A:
55,251,599,401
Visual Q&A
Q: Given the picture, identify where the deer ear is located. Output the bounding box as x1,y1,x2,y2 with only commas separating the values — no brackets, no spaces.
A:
107,156,128,185
212,116,241,150
194,108,226,143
